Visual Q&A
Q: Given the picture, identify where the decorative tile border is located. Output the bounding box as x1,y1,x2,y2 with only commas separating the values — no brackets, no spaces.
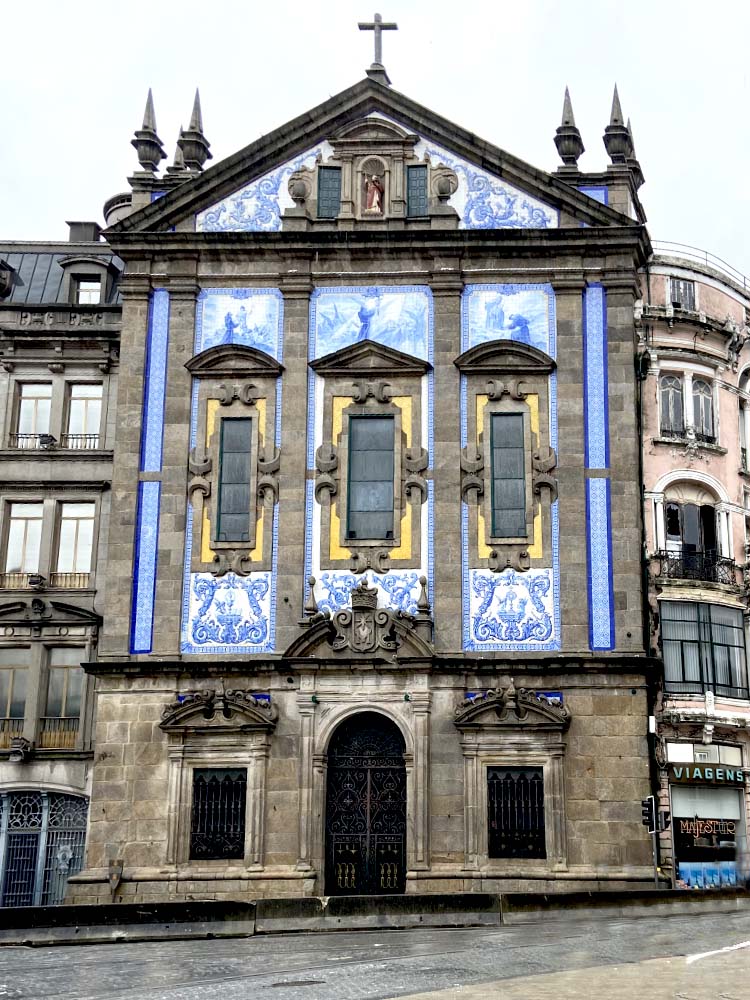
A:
130,481,161,654
139,289,170,473
586,478,615,651
583,284,609,470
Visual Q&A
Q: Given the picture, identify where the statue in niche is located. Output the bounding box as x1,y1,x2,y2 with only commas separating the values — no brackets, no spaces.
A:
364,174,385,214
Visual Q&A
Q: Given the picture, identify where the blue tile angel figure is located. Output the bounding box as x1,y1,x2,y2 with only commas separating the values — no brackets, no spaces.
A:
222,311,238,344
358,293,379,340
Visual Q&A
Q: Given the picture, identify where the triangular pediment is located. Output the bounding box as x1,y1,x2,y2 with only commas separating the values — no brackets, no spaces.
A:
454,340,555,375
159,689,278,733
186,343,283,379
332,117,416,143
310,338,431,378
454,686,570,731
107,79,634,238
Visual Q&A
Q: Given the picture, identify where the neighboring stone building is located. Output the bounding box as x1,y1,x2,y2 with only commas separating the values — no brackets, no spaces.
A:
0,227,120,904
1,63,662,903
639,248,750,889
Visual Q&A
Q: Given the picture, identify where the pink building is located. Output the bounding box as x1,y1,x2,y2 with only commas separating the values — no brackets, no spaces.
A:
639,245,750,888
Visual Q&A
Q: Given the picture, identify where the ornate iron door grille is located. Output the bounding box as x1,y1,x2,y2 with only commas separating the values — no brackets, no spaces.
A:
325,715,406,895
487,766,546,859
190,768,247,860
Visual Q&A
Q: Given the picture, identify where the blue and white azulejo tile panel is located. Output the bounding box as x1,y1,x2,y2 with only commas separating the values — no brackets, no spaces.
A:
466,566,558,650
130,480,161,655
183,570,273,655
310,286,431,362
140,288,170,473
583,284,609,470
196,143,332,232
586,478,615,651
195,288,283,359
314,570,424,617
461,284,556,357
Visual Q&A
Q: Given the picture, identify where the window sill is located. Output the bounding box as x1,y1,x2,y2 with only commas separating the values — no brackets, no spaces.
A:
653,437,727,456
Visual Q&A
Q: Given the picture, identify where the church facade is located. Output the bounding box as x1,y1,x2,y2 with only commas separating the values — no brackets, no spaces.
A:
0,65,668,903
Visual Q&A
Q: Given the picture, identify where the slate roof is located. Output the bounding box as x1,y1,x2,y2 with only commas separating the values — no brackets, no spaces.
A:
0,245,123,305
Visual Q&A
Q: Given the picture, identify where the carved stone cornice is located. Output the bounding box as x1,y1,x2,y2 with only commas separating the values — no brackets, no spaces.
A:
185,343,283,380
159,688,278,733
454,683,571,731
454,340,556,376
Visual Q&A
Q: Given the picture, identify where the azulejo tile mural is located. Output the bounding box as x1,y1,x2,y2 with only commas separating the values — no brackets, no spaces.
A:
196,143,332,232
315,570,425,616
184,570,273,654
195,288,283,359
467,567,557,647
310,286,431,361
462,284,555,356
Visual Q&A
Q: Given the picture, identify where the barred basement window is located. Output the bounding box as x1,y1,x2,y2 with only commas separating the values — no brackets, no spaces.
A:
216,418,252,543
487,766,546,859
346,415,395,541
317,167,342,219
490,413,527,537
189,768,247,860
406,165,428,217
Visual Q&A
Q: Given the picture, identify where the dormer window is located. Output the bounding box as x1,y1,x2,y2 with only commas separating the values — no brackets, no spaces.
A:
75,278,101,305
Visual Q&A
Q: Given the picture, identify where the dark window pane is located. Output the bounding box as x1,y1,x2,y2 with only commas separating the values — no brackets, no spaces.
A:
217,418,252,542
9,670,26,719
682,504,700,551
347,416,394,540
318,167,342,219
46,669,65,717
66,670,83,718
487,767,545,859
190,768,247,860
490,414,526,538
407,166,428,217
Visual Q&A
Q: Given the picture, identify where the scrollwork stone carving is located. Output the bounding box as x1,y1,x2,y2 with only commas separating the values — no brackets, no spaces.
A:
314,442,339,503
351,379,392,404
218,382,258,406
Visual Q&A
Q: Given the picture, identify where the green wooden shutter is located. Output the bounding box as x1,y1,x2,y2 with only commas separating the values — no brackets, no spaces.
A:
406,166,428,217
217,418,252,542
317,167,342,219
491,413,526,537
347,416,395,540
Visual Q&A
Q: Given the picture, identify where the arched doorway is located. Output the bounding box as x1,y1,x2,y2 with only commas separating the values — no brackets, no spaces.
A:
324,712,406,895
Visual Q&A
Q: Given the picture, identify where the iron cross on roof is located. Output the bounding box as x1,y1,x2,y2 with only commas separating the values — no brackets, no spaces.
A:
358,12,398,82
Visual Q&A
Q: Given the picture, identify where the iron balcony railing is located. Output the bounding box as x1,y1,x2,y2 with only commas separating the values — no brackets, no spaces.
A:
48,572,91,589
59,434,100,450
7,433,57,449
654,549,737,586
38,717,79,750
0,719,23,749
652,241,749,291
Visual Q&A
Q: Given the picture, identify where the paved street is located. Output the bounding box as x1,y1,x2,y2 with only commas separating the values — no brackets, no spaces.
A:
1,910,749,1000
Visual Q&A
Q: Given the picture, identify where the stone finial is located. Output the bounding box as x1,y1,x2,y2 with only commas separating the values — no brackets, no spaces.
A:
166,127,190,176
304,576,319,616
626,117,645,190
178,89,212,171
131,88,167,172
603,84,634,164
554,85,585,167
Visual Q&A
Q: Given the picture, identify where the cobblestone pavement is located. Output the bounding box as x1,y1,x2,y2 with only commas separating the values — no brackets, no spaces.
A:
1,911,749,1000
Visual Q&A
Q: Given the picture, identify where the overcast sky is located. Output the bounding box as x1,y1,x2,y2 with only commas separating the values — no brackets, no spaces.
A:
2,0,749,278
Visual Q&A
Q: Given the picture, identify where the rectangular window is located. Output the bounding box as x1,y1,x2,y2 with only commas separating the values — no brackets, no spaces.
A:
487,766,546,859
407,165,428,217
490,413,527,537
0,648,29,721
75,279,101,305
189,768,247,860
670,278,695,311
317,167,342,219
15,384,52,447
5,503,43,574
55,502,95,578
346,415,394,541
45,648,84,718
661,601,748,699
65,384,102,448
217,418,252,543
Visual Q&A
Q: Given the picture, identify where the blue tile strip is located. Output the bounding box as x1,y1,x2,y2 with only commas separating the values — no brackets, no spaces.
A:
586,477,615,650
583,284,609,470
139,289,170,473
130,481,161,654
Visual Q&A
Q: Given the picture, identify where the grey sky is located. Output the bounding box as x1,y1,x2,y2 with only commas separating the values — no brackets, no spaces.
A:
2,0,748,277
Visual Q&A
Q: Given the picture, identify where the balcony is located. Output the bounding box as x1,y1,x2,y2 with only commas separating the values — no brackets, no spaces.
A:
59,434,100,450
654,549,737,586
0,573,32,590
7,433,57,450
49,572,91,589
0,719,23,749
38,717,79,750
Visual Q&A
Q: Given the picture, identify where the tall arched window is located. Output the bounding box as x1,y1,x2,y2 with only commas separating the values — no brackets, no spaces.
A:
692,379,714,442
660,374,684,437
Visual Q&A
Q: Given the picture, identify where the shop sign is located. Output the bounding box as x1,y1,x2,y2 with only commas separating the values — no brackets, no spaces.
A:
669,765,745,786
677,817,736,838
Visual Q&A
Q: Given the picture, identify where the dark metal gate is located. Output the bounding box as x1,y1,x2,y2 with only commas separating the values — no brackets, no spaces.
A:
325,713,406,895
487,766,546,859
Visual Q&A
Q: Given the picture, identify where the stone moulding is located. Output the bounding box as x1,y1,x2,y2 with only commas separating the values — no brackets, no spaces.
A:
454,683,571,731
453,340,556,376
159,688,278,732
